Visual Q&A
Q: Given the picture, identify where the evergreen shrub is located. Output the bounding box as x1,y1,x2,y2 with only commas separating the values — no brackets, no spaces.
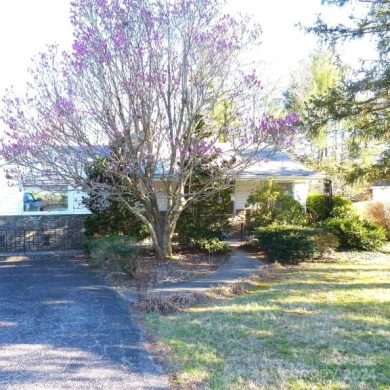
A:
306,193,353,223
245,181,306,233
199,237,231,255
88,235,139,277
257,226,339,264
323,213,387,251
176,188,231,250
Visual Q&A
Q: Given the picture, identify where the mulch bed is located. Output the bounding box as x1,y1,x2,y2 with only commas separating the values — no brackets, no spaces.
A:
95,249,230,290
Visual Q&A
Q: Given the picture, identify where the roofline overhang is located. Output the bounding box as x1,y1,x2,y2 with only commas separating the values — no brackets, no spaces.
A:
237,174,326,181
152,173,326,181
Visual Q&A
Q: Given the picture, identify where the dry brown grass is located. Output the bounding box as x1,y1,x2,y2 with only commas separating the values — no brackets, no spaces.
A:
135,263,283,315
355,200,390,233
137,292,209,315
205,264,287,300
96,249,229,291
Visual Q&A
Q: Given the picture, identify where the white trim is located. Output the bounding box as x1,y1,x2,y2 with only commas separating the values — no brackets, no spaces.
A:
238,175,325,181
0,185,91,216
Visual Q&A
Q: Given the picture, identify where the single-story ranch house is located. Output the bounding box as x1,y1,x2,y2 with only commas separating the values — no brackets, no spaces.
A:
0,150,324,251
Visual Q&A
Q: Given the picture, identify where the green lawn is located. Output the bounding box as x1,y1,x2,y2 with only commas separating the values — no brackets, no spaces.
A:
143,249,390,389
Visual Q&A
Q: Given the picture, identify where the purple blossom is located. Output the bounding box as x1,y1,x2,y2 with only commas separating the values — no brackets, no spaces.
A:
0,0,300,259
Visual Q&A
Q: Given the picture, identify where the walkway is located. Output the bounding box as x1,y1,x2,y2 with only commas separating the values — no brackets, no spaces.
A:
118,244,264,303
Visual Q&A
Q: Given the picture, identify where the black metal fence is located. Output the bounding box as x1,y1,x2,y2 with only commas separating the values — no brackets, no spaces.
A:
0,228,84,253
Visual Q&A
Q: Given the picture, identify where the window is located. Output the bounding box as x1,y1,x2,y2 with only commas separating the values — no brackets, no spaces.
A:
278,183,293,197
23,185,69,213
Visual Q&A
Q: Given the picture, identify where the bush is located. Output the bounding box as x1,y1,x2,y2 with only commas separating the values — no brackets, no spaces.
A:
323,213,387,251
306,193,353,223
84,211,149,242
88,235,139,277
176,188,232,250
199,238,230,256
314,231,340,256
246,181,306,232
355,201,390,238
177,221,217,247
257,226,339,264
83,152,150,242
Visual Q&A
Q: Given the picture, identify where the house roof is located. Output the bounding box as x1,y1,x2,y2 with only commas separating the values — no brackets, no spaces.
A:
238,148,324,180
371,180,390,187
96,144,325,180
1,145,325,182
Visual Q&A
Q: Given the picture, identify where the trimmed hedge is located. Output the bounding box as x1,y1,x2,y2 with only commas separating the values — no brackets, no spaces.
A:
88,235,139,277
257,226,339,264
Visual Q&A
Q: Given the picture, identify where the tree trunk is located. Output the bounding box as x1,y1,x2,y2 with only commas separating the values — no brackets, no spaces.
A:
147,214,174,259
123,197,175,259
153,229,173,259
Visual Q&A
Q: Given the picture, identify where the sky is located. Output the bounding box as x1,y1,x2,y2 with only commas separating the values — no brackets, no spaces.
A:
0,0,371,96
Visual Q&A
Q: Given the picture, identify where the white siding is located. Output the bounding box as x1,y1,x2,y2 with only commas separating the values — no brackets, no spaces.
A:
154,181,168,211
0,186,22,215
156,192,168,211
71,188,169,213
372,187,390,202
233,179,309,214
293,182,309,208
72,190,91,214
234,180,262,212
0,173,311,216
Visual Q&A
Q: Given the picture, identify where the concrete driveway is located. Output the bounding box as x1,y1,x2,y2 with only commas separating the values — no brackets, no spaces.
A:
0,253,168,389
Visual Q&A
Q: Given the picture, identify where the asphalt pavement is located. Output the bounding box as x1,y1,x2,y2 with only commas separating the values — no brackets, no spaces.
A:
0,254,168,390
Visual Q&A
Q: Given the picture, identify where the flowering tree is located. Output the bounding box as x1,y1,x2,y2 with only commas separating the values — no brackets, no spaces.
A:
0,0,299,258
